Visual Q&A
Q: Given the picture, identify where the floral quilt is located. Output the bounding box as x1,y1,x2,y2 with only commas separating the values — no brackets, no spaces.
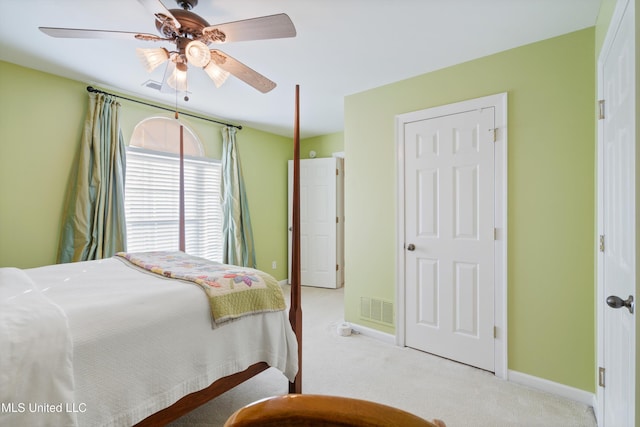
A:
115,251,286,326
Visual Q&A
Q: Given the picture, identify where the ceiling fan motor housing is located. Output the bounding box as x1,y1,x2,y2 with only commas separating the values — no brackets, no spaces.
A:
156,9,209,39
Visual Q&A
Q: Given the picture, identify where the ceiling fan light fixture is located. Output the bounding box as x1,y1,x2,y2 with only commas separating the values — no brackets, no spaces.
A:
165,60,189,92
203,61,230,88
136,47,169,72
185,40,211,67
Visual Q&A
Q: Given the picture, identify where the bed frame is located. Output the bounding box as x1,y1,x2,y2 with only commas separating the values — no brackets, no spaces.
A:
134,85,303,426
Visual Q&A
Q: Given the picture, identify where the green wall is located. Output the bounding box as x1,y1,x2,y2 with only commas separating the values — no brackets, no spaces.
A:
0,60,293,280
301,132,344,159
343,28,596,392
0,63,86,268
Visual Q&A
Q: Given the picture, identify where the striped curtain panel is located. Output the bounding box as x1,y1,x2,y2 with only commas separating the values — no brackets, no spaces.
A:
57,92,127,263
220,127,256,268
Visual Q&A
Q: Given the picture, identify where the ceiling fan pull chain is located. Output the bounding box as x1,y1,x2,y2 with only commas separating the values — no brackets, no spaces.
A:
175,88,179,119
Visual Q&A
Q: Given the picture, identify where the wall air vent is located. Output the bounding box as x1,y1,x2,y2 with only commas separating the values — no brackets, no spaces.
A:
360,297,394,325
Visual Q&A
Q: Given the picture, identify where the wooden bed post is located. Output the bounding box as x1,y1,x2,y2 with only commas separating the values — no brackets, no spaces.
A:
179,124,185,252
289,85,303,394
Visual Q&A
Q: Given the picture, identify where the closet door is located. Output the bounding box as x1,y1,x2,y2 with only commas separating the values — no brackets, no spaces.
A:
288,158,339,288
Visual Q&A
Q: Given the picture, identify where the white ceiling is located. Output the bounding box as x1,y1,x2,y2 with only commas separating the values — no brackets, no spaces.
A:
0,0,601,138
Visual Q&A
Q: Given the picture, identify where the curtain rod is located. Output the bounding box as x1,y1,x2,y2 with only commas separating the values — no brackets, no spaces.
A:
86,86,242,130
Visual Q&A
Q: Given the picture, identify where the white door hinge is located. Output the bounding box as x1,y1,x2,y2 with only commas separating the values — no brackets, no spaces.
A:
599,367,605,387
599,235,605,252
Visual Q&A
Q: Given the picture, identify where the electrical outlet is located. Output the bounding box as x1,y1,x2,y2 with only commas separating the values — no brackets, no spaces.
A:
272,261,277,269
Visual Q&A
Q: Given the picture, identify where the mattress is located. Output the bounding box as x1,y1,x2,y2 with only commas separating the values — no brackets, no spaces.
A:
1,258,298,427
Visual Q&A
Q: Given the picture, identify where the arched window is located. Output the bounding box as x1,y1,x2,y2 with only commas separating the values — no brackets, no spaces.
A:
125,117,222,261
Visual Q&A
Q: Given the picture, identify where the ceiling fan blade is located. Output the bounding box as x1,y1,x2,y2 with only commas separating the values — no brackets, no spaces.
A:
203,14,296,43
136,0,181,29
209,49,276,93
39,27,162,41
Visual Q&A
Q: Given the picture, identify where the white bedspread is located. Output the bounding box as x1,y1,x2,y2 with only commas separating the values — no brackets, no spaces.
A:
2,258,298,427
0,267,76,427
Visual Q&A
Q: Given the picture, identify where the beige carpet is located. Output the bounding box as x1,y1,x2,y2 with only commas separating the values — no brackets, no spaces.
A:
169,285,596,427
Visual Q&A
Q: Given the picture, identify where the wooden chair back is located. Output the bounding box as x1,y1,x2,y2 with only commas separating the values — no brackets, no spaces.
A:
224,394,445,427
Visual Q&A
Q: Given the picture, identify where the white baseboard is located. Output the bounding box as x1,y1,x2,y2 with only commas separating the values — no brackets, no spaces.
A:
508,370,595,408
348,322,396,345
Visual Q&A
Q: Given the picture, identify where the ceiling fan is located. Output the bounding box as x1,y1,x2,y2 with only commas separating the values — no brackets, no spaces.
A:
39,0,296,94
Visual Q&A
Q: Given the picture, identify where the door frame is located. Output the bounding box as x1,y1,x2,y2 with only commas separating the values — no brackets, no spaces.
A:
395,93,508,379
596,0,636,423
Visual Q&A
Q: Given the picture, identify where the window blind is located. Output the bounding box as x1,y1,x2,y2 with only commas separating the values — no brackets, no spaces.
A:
125,146,223,262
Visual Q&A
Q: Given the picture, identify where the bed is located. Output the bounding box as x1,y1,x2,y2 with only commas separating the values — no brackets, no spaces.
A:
0,88,303,427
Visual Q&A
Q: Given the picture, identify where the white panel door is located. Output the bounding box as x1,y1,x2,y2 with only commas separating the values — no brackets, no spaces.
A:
404,108,495,371
600,0,636,424
288,158,338,288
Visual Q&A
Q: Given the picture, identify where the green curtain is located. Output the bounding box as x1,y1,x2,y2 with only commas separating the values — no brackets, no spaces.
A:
57,92,127,263
221,127,256,268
